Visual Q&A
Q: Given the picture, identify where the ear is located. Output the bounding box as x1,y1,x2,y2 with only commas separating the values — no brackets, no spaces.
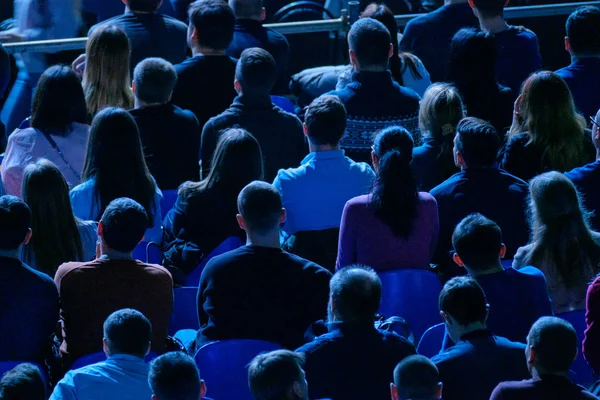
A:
467,0,475,9
132,80,137,95
103,338,110,356
453,252,465,268
527,345,536,365
388,43,393,59
145,342,151,356
199,379,207,399
371,151,379,170
98,221,104,237
234,79,242,94
435,382,443,398
303,123,309,138
279,208,287,225
121,0,127,5
190,26,198,42
23,228,32,246
152,396,159,400
349,49,358,68
236,214,246,230
499,244,507,260
390,383,399,400
440,311,450,325
504,0,510,6
291,381,304,398
260,7,266,21
565,36,571,52
455,150,464,168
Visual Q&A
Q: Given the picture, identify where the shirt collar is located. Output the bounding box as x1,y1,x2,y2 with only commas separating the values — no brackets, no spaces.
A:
301,150,345,164
232,94,273,109
235,19,263,31
350,70,394,86
106,354,146,363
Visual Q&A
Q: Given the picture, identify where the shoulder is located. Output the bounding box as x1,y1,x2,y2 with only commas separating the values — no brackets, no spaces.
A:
173,105,199,123
7,127,38,143
418,191,437,205
138,261,173,279
285,251,332,278
495,335,527,351
347,159,376,178
55,261,90,283
88,16,123,34
266,26,288,44
396,84,421,102
345,194,370,209
70,179,96,198
430,172,463,197
274,163,308,184
162,14,187,30
493,379,535,395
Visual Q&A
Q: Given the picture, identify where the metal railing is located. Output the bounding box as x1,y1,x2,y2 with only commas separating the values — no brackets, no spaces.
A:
3,0,600,54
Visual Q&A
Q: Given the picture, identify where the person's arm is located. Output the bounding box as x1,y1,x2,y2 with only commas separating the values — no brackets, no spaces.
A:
200,122,217,180
584,278,600,373
429,196,440,263
1,130,30,197
145,189,164,244
489,384,506,400
336,200,358,270
272,173,290,242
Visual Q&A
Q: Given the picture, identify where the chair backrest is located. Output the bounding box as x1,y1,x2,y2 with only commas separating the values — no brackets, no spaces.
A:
132,241,163,264
195,340,282,400
169,287,200,336
417,323,445,359
70,352,158,371
270,96,295,113
272,1,334,22
0,361,46,384
557,310,597,387
160,190,179,218
185,236,245,287
378,269,442,343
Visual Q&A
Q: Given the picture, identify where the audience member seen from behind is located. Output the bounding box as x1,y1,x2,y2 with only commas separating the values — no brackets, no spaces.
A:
202,47,305,182
273,95,374,271
447,28,513,136
54,198,173,364
248,350,309,400
491,317,599,400
197,181,332,350
501,71,594,182
584,250,600,374
130,57,201,190
70,107,163,243
513,171,600,314
391,355,442,400
432,277,530,400
21,159,97,277
50,309,154,400
297,266,417,400
0,44,9,150
452,213,552,343
2,65,89,197
412,83,464,191
0,196,58,363
0,363,46,400
149,352,211,400
337,126,439,271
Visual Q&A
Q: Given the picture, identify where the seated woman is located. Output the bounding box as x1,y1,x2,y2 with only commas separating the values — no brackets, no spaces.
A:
336,126,439,271
21,159,97,277
70,107,163,243
513,171,600,314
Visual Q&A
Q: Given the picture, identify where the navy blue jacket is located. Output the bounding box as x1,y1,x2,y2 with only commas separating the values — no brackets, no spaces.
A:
412,137,459,192
495,26,542,94
556,58,600,120
566,160,600,231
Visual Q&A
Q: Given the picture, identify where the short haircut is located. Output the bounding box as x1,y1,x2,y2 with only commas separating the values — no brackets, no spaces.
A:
471,0,506,18
304,95,347,146
0,195,31,251
527,317,578,373
452,213,503,270
235,48,276,95
126,0,162,12
100,198,148,253
330,265,381,321
237,181,282,234
103,309,152,357
348,18,391,69
566,6,600,56
0,364,45,400
188,0,236,51
455,117,499,168
229,0,263,19
133,58,178,104
149,352,201,400
248,350,305,400
439,277,487,325
394,355,440,400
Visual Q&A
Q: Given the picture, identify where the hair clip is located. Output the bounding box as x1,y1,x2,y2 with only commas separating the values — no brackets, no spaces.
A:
442,123,455,136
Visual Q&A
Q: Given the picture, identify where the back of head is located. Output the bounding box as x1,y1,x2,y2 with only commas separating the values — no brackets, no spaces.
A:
329,265,381,322
149,352,201,400
0,364,45,400
566,6,600,57
304,95,347,147
188,0,236,51
237,181,282,235
235,48,277,95
0,196,31,252
126,0,162,12
394,355,440,400
248,350,307,400
133,58,178,105
527,316,578,374
228,0,263,20
439,276,487,326
452,213,503,271
100,198,148,253
471,0,506,18
448,28,498,88
454,117,499,168
348,18,391,70
103,308,152,358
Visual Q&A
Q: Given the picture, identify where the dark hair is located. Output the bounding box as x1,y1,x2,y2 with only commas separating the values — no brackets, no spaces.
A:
30,65,88,135
100,198,148,253
21,159,84,277
237,181,282,234
248,350,305,400
133,58,178,104
471,0,506,18
82,107,157,225
566,6,600,56
103,308,152,358
348,17,391,69
330,265,381,322
304,95,347,146
228,0,263,19
527,317,578,373
126,0,162,12
188,0,236,51
369,126,418,238
0,196,31,251
455,117,499,168
439,277,487,325
235,48,276,95
393,355,439,400
0,364,45,400
452,213,503,271
149,353,201,400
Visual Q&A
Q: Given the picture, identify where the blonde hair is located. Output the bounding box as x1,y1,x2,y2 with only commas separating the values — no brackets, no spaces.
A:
83,25,133,118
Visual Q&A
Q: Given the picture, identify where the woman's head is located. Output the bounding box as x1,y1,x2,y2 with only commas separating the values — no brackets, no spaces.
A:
419,83,465,141
448,28,498,87
372,125,414,168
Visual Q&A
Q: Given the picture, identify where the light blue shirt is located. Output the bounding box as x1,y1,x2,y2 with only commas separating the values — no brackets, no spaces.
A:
49,354,152,400
273,150,375,240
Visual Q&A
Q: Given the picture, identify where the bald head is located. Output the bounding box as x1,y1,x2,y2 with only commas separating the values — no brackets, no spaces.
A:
228,0,264,20
330,265,381,322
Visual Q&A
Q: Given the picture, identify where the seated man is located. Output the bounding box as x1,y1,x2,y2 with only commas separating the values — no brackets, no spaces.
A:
55,198,173,364
491,317,599,400
0,364,46,400
130,58,201,190
149,352,212,400
273,95,375,271
0,195,58,363
297,266,417,400
432,277,530,400
391,355,443,400
50,309,153,400
248,350,309,400
197,181,332,350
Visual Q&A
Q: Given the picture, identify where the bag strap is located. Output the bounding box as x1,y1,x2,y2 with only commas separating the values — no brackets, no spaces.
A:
41,131,81,181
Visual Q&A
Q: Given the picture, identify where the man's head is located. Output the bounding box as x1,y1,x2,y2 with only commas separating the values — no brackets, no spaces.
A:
187,0,236,51
248,350,308,400
453,117,499,170
565,6,600,57
133,58,178,106
237,181,285,237
526,317,578,376
304,95,347,148
439,277,488,343
468,0,508,19
234,48,276,96
0,364,45,400
329,265,381,323
391,356,442,400
0,195,32,252
99,198,148,254
347,18,393,72
102,309,152,358
123,0,162,12
149,352,207,400
229,0,265,21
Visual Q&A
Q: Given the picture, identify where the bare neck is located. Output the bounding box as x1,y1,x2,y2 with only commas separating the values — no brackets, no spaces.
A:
445,0,469,5
479,16,509,34
245,232,281,249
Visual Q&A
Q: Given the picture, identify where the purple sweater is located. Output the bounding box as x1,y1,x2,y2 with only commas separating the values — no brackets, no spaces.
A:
336,193,439,272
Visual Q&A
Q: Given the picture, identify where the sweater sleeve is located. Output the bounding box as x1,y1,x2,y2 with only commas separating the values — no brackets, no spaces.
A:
584,278,600,373
336,200,358,270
